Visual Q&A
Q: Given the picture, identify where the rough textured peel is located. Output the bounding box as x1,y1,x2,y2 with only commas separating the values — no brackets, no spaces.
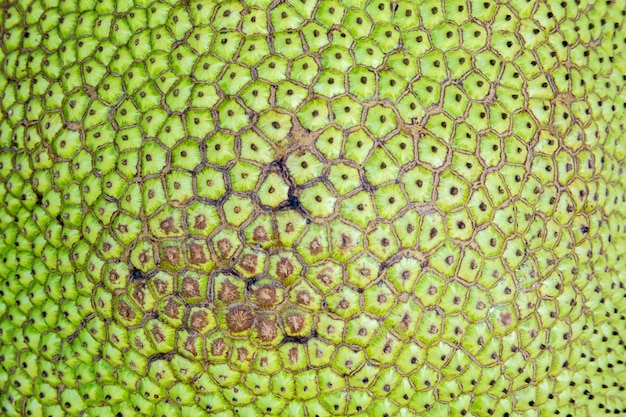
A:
1,0,626,416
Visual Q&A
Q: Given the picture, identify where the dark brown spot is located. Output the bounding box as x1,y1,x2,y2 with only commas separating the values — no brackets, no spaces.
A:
218,280,240,304
253,226,269,242
210,338,226,356
284,312,305,333
189,242,207,264
217,239,232,258
117,301,136,321
309,238,323,255
151,325,165,343
162,246,180,265
163,299,181,319
296,290,312,306
288,347,299,363
239,254,258,273
193,214,206,229
276,258,294,279
189,310,209,331
257,318,277,342
159,217,179,234
226,306,254,332
499,312,512,326
181,276,200,298
254,285,277,308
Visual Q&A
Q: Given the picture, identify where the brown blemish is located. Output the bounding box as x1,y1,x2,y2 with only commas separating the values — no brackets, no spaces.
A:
194,214,206,229
133,286,146,307
217,239,232,258
181,276,200,298
257,318,277,342
288,347,299,364
226,306,254,332
151,325,165,343
190,310,209,331
339,234,352,250
428,285,438,295
499,312,512,326
154,279,168,295
275,257,294,279
163,299,181,319
189,242,207,264
138,250,150,264
160,217,179,234
400,313,412,331
254,285,277,308
284,312,305,333
309,238,323,255
253,226,269,242
210,338,226,356
296,290,311,306
218,280,240,303
237,347,249,361
476,301,486,310
162,246,180,265
239,253,258,273
184,336,197,356
117,301,136,321
377,293,387,303
108,270,119,284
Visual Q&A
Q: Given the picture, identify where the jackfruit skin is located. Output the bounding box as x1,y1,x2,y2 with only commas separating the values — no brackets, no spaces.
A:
1,0,626,415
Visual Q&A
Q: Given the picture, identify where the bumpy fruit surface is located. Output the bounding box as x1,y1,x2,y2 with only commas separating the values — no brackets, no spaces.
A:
1,0,626,416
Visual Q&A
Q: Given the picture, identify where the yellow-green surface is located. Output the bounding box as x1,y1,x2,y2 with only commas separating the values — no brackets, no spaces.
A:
1,0,626,416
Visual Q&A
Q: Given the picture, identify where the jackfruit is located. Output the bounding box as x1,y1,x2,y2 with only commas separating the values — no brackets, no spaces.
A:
1,0,626,416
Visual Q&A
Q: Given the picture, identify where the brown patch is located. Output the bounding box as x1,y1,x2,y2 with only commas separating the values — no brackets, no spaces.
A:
284,312,305,333
476,301,486,310
164,299,181,319
154,279,168,295
239,254,258,273
117,301,136,321
217,239,232,258
338,299,349,309
218,280,240,303
309,238,323,255
428,285,438,295
181,276,200,298
339,234,352,250
226,306,254,332
184,336,197,356
108,270,120,284
190,310,209,331
428,325,438,334
285,222,294,233
288,347,299,364
194,214,206,229
255,285,277,308
133,286,146,307
160,217,179,234
151,325,165,343
134,336,144,350
189,242,207,264
237,347,249,361
257,318,277,342
296,290,311,306
275,257,294,279
400,313,412,331
162,246,180,265
253,226,269,242
358,268,370,277
318,271,332,285
138,250,150,265
499,312,512,326
377,293,387,304
210,338,226,356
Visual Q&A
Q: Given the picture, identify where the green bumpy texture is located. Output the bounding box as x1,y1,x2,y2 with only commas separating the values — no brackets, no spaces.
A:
1,0,626,415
